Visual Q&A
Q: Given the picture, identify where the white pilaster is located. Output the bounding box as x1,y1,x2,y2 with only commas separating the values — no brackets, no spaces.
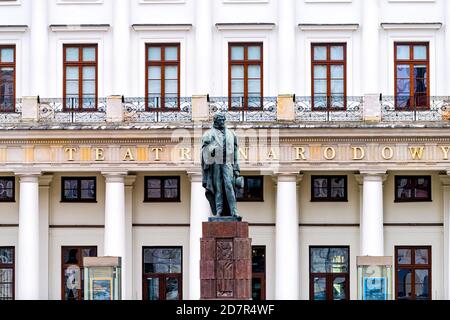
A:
16,172,41,300
103,172,127,299
38,175,53,300
362,0,380,95
124,175,136,300
30,0,48,97
278,0,296,94
360,171,386,256
188,172,211,300
195,0,213,95
275,174,301,300
112,0,131,96
440,173,450,300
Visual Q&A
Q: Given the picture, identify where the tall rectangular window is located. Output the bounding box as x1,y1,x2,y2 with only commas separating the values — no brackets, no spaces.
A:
61,177,97,202
236,176,264,202
144,176,180,203
0,177,15,202
311,43,346,110
0,247,14,300
395,246,431,300
146,43,180,110
252,246,266,300
0,46,15,112
394,42,429,110
229,43,263,109
63,44,98,110
311,176,348,202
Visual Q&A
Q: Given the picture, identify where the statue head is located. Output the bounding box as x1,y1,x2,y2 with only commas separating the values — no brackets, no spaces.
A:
213,113,226,130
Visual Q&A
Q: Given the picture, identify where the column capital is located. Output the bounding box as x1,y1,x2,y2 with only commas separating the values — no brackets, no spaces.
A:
102,171,128,183
15,170,42,182
187,170,203,183
272,172,303,184
358,169,388,182
39,174,54,187
125,175,137,187
440,173,450,186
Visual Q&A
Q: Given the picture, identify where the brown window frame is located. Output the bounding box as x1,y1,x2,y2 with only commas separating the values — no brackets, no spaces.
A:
145,43,181,111
61,246,98,301
394,42,430,110
144,176,181,203
63,44,98,111
395,246,432,300
311,43,347,111
394,175,432,203
311,175,348,202
309,246,350,301
228,42,264,110
252,246,266,300
142,246,183,301
0,176,15,203
0,45,16,113
0,246,15,300
61,177,97,203
236,176,264,202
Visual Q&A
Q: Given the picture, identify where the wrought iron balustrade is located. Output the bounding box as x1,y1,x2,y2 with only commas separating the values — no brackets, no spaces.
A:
0,99,22,124
38,98,107,123
381,96,450,122
209,97,277,122
295,96,364,122
123,97,192,123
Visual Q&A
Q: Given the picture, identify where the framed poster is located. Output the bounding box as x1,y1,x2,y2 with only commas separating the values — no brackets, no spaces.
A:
90,277,113,300
363,277,387,300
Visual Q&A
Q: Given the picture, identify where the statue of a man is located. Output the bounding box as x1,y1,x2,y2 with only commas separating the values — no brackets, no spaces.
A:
202,114,243,219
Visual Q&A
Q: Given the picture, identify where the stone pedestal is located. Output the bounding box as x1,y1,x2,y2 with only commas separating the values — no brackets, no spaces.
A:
200,221,252,300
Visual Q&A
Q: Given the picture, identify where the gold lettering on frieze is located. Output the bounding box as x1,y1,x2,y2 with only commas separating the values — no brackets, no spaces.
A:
65,147,77,161
94,148,105,161
123,148,135,161
180,148,191,161
267,148,279,161
239,147,249,161
409,146,425,160
151,147,163,161
381,146,394,160
295,147,306,161
351,147,365,160
440,146,450,160
323,147,336,160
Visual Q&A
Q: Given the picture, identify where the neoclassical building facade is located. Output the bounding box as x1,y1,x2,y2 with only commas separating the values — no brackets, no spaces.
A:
0,0,450,301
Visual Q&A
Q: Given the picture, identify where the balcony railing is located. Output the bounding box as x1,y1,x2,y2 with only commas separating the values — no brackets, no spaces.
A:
295,96,364,122
123,97,192,123
209,97,277,122
381,96,450,122
39,98,107,123
0,99,22,124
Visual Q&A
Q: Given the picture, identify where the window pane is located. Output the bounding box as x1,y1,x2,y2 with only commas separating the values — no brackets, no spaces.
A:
248,65,261,78
396,79,410,96
413,45,427,60
0,48,14,63
396,96,410,110
397,45,410,60
66,47,79,62
82,81,95,95
231,46,244,60
164,188,178,199
148,47,161,61
252,247,265,273
66,81,79,95
148,66,161,80
148,188,161,199
313,277,327,300
165,47,178,61
397,65,410,78
165,66,178,80
231,80,244,94
166,277,179,300
143,248,182,274
314,80,327,94
414,178,429,199
82,47,96,62
64,265,81,300
0,180,13,201
146,278,159,300
81,248,96,258
331,80,344,94
66,67,79,80
247,178,262,200
0,249,13,264
63,248,79,264
313,178,328,198
148,179,161,189
64,188,78,200
330,177,345,198
415,249,429,265
248,46,261,60
148,80,162,96
165,80,178,95
311,248,349,273
252,278,262,300
415,270,430,299
164,178,178,189
231,65,244,79
314,65,327,79
82,67,96,80
314,46,327,61
248,80,261,94
397,249,411,265
333,277,347,300
331,65,344,79
330,46,344,60
397,269,412,299
81,189,95,200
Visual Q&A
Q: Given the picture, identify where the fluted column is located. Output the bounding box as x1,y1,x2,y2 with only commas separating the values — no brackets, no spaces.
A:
441,173,450,299
188,171,211,300
360,170,386,256
103,172,127,299
278,0,296,95
16,172,41,300
112,0,131,96
194,0,213,95
275,173,301,300
39,175,53,300
30,0,48,97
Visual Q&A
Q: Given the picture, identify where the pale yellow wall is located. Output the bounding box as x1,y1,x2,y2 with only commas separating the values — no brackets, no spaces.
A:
0,176,19,225
239,175,276,223
49,173,105,226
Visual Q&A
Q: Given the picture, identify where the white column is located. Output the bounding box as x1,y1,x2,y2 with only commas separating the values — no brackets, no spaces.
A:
188,172,211,300
278,0,296,94
360,171,386,256
275,174,300,300
445,1,450,94
440,173,450,300
103,172,127,298
30,0,49,97
112,0,131,96
195,0,213,95
16,173,41,300
39,175,53,300
362,0,380,95
124,175,136,300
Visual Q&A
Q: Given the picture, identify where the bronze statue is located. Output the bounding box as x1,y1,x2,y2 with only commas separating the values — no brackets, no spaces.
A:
202,114,243,219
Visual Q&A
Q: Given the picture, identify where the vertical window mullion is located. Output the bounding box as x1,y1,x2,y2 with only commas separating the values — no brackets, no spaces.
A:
161,46,165,110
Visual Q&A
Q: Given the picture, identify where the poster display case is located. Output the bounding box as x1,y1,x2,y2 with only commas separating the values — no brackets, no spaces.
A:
83,257,122,300
357,256,393,300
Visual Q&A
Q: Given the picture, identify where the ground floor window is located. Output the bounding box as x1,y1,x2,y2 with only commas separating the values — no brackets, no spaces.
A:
0,247,14,300
142,247,182,300
252,246,266,300
395,246,431,300
310,246,350,300
61,246,97,300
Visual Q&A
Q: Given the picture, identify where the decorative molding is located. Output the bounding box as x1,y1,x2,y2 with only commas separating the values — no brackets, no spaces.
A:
380,22,443,30
298,23,359,31
215,23,276,31
49,24,110,32
0,25,28,33
131,24,192,31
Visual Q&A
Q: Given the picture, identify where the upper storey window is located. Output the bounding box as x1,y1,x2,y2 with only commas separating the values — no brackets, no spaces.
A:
0,46,15,112
63,44,98,111
146,43,180,110
311,43,346,111
394,42,429,110
229,43,263,110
